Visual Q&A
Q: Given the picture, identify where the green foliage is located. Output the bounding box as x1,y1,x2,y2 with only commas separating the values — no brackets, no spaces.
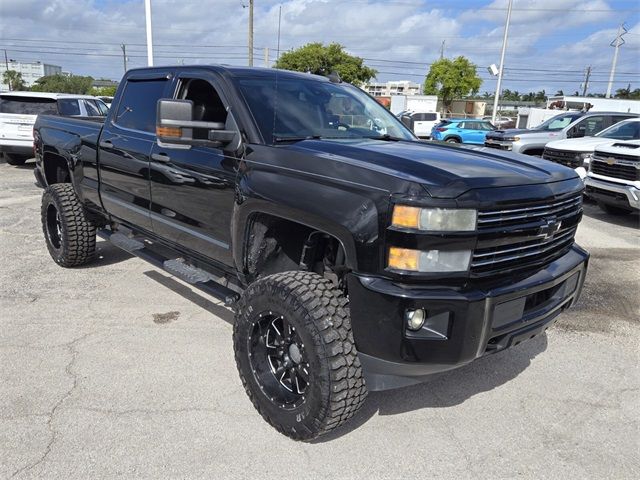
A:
31,74,94,94
2,70,27,91
423,56,482,109
274,42,377,85
92,86,117,97
614,85,640,99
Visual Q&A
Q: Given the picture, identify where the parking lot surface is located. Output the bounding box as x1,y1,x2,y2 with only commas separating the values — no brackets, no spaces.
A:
1,159,639,479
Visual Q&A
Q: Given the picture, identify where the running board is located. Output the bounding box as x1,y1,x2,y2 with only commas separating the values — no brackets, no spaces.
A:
99,229,240,306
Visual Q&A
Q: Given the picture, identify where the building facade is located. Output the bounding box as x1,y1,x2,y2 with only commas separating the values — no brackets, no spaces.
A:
364,80,421,97
0,60,62,90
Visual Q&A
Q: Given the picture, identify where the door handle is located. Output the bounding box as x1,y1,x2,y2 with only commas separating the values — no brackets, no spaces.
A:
99,140,113,149
151,152,171,163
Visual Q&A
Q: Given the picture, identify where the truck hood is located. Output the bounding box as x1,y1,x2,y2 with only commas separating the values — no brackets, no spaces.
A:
545,136,617,152
288,138,579,198
486,128,565,142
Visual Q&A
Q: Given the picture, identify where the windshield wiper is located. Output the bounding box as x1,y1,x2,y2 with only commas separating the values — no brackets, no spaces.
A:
365,134,405,141
273,135,323,143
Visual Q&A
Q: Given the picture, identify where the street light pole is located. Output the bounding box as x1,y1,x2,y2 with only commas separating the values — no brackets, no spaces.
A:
492,0,513,124
606,24,627,98
248,0,254,66
144,0,154,66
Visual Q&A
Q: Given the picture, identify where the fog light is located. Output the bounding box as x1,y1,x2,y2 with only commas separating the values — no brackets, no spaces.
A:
406,308,426,331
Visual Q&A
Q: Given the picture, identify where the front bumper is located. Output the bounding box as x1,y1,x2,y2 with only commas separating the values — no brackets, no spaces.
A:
347,244,589,391
0,141,33,156
484,139,513,151
584,176,640,211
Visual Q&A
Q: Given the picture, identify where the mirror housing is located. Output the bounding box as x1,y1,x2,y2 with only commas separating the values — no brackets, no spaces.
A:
156,98,234,147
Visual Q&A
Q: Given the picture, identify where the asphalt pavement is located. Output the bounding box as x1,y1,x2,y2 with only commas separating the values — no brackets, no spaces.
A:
1,158,638,479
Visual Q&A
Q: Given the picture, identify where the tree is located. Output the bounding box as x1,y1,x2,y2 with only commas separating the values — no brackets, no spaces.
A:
423,56,482,111
2,70,27,91
31,74,94,94
274,43,376,85
92,86,117,97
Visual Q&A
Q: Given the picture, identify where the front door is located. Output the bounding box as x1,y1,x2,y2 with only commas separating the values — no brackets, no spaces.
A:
148,73,239,267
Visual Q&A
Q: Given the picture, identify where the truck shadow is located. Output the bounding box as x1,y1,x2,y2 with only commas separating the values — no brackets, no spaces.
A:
77,241,134,268
142,270,235,325
582,199,639,228
313,334,548,443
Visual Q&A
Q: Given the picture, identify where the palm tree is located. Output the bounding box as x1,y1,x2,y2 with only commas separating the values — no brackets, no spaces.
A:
2,70,27,91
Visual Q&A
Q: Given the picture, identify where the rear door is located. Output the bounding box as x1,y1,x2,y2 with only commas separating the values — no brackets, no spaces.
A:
0,95,58,144
98,71,172,232
148,71,240,267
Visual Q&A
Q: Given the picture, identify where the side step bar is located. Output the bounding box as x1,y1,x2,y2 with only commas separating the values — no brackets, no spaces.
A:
99,230,241,306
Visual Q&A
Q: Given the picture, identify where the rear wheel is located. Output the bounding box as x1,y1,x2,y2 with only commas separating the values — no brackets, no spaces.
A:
233,271,367,441
41,183,96,267
598,202,632,216
445,137,460,143
5,154,28,166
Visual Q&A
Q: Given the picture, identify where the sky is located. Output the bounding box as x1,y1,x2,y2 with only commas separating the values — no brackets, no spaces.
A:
1,0,639,95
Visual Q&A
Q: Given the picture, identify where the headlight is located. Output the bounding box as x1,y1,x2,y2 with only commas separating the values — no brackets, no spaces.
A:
577,152,592,167
388,247,472,273
392,206,477,231
503,136,520,142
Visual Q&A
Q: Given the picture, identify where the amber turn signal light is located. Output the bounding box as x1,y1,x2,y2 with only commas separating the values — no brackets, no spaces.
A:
391,205,421,229
156,125,182,137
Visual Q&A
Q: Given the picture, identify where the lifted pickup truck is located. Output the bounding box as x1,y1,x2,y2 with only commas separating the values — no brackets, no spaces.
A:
34,66,589,440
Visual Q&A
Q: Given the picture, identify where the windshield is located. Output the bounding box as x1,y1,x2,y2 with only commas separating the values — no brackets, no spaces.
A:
236,75,415,144
595,120,640,140
534,112,583,131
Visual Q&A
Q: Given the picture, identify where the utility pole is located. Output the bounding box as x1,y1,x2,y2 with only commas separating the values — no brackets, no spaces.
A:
248,0,254,66
121,44,128,74
264,47,269,67
492,0,513,124
606,23,627,98
581,66,591,96
144,0,154,66
440,40,445,60
3,49,10,91
276,4,282,62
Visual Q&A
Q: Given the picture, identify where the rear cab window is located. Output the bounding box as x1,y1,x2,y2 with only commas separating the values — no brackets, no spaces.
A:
113,77,169,133
0,96,58,115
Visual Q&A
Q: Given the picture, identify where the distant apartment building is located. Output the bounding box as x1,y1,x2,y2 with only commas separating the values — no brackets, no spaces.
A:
364,80,421,97
0,60,62,90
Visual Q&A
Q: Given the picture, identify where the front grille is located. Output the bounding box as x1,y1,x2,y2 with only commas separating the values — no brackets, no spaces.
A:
542,148,581,168
590,156,639,181
471,193,583,276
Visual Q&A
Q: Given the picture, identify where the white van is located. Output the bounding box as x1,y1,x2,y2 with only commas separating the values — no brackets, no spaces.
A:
398,111,441,138
0,92,109,165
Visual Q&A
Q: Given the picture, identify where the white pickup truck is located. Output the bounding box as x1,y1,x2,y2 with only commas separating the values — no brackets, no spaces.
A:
585,140,640,214
543,118,640,179
0,91,109,165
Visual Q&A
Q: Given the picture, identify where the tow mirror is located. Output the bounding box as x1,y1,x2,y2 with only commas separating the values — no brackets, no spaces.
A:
156,98,235,147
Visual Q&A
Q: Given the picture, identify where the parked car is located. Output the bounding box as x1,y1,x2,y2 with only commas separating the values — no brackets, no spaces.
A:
484,115,516,129
543,118,640,177
0,92,109,165
34,65,588,440
399,111,441,138
585,140,640,214
485,111,638,156
431,118,495,144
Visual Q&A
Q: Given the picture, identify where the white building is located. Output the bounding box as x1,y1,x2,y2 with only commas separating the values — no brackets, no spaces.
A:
0,60,62,91
364,80,421,97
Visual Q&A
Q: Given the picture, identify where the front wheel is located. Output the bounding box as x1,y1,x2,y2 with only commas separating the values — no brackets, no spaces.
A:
233,271,367,441
41,183,96,267
5,154,28,166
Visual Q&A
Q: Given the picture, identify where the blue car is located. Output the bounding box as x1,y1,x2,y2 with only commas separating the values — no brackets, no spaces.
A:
431,119,495,144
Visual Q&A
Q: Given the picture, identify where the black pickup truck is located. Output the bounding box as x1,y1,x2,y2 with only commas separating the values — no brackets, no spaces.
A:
33,66,589,440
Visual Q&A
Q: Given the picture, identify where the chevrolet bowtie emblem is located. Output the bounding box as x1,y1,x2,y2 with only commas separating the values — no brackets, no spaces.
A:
606,157,616,165
539,218,561,240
